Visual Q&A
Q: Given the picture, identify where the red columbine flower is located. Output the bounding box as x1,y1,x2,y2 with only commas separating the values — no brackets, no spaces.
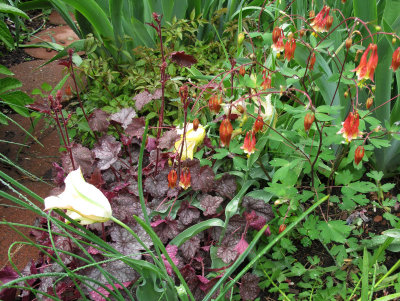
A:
391,47,400,71
168,169,178,189
352,44,378,82
219,117,233,147
337,111,362,142
209,95,222,114
310,6,331,33
261,71,272,90
272,27,285,53
304,113,315,132
308,52,316,70
253,115,264,133
241,131,256,156
284,36,296,61
354,146,365,165
179,168,191,190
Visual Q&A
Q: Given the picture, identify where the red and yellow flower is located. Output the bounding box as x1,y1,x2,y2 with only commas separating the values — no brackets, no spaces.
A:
168,169,178,189
272,27,285,53
179,168,191,190
241,131,256,156
337,111,362,142
352,44,378,82
284,35,296,61
308,52,316,70
310,6,331,33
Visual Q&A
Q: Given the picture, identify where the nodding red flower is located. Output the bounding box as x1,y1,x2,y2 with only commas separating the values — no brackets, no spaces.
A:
391,47,400,71
253,115,264,133
308,52,316,70
304,113,315,132
354,146,365,165
219,117,233,147
261,77,272,90
241,131,256,156
208,95,222,114
284,37,296,61
168,169,178,189
310,6,331,33
337,111,362,142
272,27,285,53
179,168,191,190
352,44,378,82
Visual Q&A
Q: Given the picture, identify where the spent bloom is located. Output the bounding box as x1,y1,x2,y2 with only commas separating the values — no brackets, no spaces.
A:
391,47,400,71
352,44,378,82
337,111,362,142
44,167,112,225
272,27,285,53
310,6,331,33
253,115,264,133
208,95,222,114
174,122,206,161
241,131,256,156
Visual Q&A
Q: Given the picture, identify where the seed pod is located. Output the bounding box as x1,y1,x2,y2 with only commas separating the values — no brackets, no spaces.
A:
365,97,373,109
346,38,352,50
193,118,200,131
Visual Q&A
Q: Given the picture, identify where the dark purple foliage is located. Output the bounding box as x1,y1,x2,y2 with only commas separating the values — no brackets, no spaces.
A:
0,266,18,301
158,129,180,150
125,117,145,139
240,273,260,301
110,108,137,129
170,51,197,67
93,135,121,170
200,194,224,216
61,142,95,176
134,89,162,111
88,109,110,132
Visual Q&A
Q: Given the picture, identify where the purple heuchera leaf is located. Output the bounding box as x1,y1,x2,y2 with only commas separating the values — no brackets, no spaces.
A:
146,137,157,152
217,235,240,264
88,109,110,132
162,245,180,276
134,88,162,111
242,196,274,222
90,281,131,301
240,273,260,301
180,235,201,260
235,237,249,255
110,108,137,129
0,266,18,301
215,174,237,199
151,217,181,244
52,162,65,186
200,194,224,216
158,129,180,149
170,51,197,67
125,117,145,139
144,168,169,198
110,224,152,259
93,135,121,170
178,201,200,225
61,142,95,176
191,165,215,193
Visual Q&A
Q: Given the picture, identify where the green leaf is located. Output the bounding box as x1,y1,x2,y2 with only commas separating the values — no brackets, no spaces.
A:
0,77,22,94
0,91,34,117
170,218,224,247
366,170,384,181
382,229,400,239
0,3,30,18
335,170,353,186
233,156,248,171
0,65,14,76
348,181,377,193
213,148,229,159
318,220,351,244
0,20,14,50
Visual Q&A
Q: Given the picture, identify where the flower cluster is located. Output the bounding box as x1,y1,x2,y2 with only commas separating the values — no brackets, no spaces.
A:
337,111,362,142
310,6,333,33
352,43,378,82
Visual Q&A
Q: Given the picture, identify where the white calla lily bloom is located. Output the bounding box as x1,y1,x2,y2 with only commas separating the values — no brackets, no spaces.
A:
44,167,112,225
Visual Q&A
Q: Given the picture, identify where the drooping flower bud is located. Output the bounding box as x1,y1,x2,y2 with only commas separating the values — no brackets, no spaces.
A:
299,28,306,38
326,15,334,31
354,146,365,165
253,115,264,133
168,169,178,189
239,65,246,76
279,224,287,233
179,85,189,104
261,76,272,90
308,52,316,70
309,10,315,19
219,117,233,147
241,131,256,156
346,38,352,51
193,118,200,131
236,104,245,114
179,168,191,190
366,97,373,109
391,47,400,71
304,113,315,132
